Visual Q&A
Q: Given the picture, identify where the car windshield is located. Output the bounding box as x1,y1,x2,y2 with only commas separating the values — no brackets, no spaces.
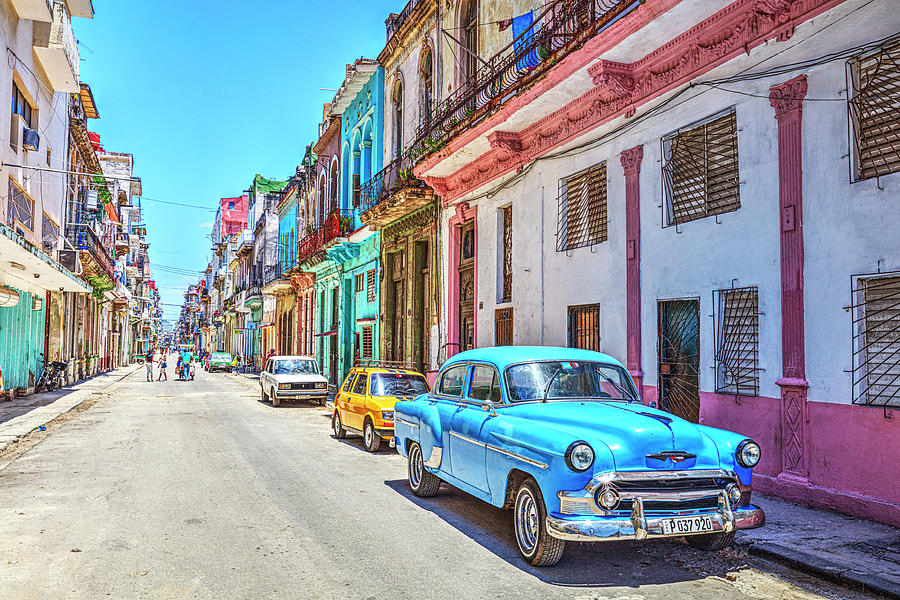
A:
370,373,430,397
505,361,637,403
274,359,318,375
212,353,230,361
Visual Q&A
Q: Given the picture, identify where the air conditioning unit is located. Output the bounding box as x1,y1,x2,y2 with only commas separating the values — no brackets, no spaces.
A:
22,128,40,152
58,249,77,272
86,189,98,210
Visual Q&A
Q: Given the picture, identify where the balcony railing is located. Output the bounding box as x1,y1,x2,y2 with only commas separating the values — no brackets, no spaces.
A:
68,223,114,280
411,0,636,164
298,209,354,264
360,154,426,214
264,264,285,285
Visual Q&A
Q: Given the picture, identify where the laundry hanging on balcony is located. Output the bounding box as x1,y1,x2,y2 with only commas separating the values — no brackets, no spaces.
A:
512,11,541,71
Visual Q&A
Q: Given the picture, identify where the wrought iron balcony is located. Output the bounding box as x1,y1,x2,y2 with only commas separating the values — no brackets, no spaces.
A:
411,0,635,164
298,209,354,265
67,222,114,280
359,155,433,229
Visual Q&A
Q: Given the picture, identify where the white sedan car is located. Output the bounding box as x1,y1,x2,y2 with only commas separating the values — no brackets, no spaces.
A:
260,355,329,407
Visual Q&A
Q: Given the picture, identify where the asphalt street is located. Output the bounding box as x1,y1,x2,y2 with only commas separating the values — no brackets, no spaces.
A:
0,363,882,599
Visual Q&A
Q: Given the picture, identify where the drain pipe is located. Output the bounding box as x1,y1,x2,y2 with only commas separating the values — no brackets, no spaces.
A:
540,185,545,345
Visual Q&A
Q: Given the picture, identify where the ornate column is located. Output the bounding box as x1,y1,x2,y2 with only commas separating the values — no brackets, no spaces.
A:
769,75,809,480
620,145,644,394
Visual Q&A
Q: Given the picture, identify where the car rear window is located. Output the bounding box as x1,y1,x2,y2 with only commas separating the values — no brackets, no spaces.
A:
212,353,230,360
370,373,429,397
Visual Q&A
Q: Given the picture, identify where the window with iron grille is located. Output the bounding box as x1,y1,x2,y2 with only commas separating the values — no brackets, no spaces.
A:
849,40,900,181
495,307,513,346
556,162,607,251
355,273,365,293
41,212,59,256
7,178,33,231
500,206,512,302
362,326,373,359
567,304,601,351
851,272,900,408
662,109,740,227
714,287,760,396
366,268,376,302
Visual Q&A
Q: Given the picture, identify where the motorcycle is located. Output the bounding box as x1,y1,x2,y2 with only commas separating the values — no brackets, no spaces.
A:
34,354,68,393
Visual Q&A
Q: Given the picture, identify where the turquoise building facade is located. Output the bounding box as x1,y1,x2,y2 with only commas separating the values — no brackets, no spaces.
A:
305,61,384,385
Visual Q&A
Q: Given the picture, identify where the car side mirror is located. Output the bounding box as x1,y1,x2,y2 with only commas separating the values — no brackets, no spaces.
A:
648,400,658,409
481,399,498,416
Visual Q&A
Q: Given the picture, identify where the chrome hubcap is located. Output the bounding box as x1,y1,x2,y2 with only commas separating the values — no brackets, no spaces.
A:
333,413,340,434
365,425,373,447
515,489,538,554
409,446,422,488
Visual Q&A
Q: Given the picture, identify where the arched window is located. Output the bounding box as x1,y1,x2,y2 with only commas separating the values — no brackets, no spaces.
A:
458,0,479,90
392,79,403,160
419,44,434,125
329,156,339,213
318,173,326,226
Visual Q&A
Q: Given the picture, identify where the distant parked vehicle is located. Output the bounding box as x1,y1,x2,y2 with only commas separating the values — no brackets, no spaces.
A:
332,362,430,452
208,352,233,373
260,355,328,407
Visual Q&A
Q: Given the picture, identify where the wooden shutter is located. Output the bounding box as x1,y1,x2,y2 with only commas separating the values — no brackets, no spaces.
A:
663,109,740,226
556,162,607,251
850,41,900,180
495,307,513,346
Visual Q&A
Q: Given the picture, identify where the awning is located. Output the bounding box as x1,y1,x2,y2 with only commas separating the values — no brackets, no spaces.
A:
314,329,338,337
0,223,90,294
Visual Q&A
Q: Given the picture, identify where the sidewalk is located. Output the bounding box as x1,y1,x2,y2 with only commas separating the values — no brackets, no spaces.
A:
0,363,141,454
737,494,900,598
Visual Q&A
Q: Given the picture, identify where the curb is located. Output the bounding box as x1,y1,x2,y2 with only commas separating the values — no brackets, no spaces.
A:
737,539,900,599
0,364,141,454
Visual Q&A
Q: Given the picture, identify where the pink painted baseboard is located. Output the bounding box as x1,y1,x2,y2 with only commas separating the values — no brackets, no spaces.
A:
642,385,900,526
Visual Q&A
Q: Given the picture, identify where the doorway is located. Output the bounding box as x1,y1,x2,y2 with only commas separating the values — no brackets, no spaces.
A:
658,299,701,423
458,221,476,352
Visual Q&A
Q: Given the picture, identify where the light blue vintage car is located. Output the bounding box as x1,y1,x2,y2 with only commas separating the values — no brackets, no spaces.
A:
393,347,765,566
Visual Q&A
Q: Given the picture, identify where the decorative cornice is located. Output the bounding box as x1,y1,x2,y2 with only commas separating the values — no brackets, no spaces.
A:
382,201,437,240
453,201,471,223
620,145,644,176
290,271,316,294
589,60,636,98
487,131,524,155
769,74,808,118
423,0,840,204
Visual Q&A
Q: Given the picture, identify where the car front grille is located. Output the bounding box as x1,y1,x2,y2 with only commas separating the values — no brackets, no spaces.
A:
559,474,736,516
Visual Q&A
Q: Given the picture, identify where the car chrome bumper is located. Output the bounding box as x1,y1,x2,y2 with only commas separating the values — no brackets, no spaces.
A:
547,495,764,542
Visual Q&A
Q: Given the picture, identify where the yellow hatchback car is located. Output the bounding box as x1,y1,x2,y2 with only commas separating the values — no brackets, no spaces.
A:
332,364,430,452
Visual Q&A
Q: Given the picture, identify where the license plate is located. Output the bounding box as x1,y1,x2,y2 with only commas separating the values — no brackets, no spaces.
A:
660,516,714,535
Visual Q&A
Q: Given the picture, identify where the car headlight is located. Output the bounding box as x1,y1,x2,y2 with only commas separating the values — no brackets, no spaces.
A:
315,382,327,389
565,441,594,472
736,439,761,468
381,410,394,420
278,383,290,390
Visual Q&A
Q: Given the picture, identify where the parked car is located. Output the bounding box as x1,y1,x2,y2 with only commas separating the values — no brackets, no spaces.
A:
208,352,233,373
393,347,765,567
260,355,328,407
332,364,430,452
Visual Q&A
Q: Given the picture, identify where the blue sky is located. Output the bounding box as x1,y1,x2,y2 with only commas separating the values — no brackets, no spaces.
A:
76,1,400,320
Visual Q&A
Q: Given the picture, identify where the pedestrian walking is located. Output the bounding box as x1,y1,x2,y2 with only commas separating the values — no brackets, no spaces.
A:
157,353,167,381
145,349,155,382
235,352,243,374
